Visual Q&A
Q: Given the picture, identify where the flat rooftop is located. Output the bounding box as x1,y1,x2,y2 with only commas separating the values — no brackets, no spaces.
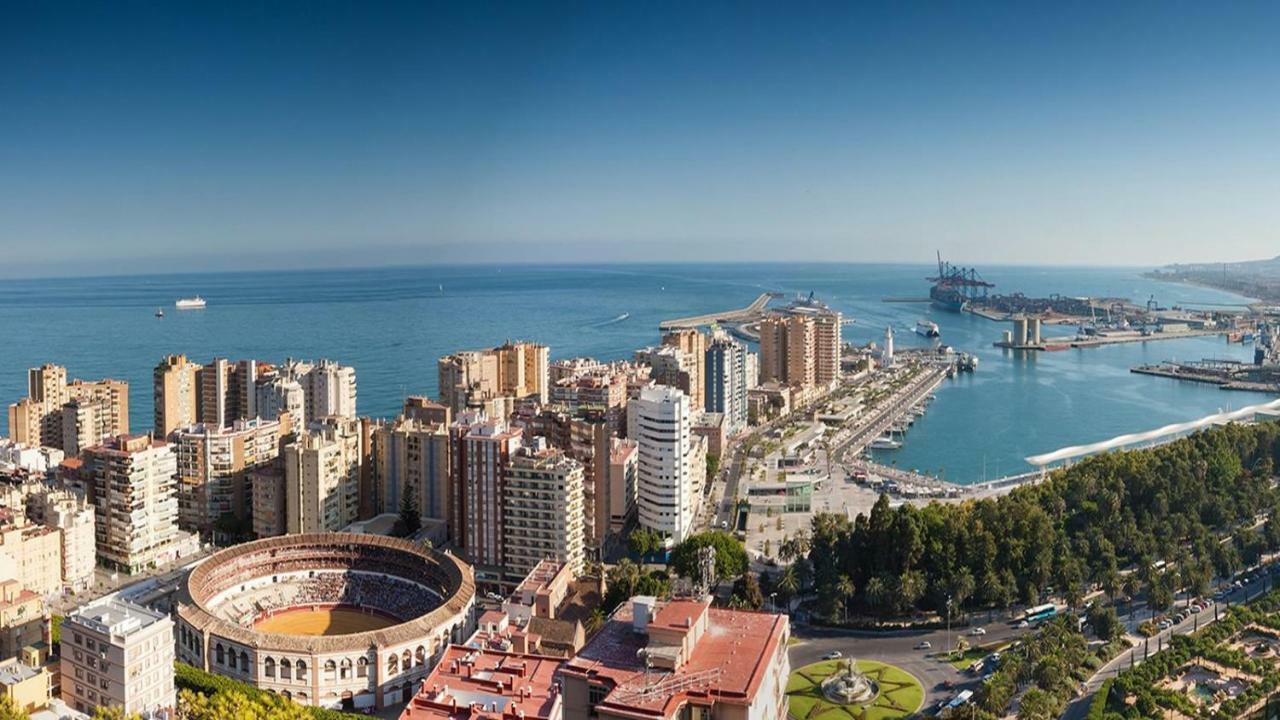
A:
399,644,563,720
66,598,169,637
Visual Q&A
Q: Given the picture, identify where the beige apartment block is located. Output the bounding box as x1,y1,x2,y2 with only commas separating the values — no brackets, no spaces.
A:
60,599,174,717
153,354,202,437
0,579,45,659
82,435,181,574
283,418,363,534
0,514,63,599
503,447,585,582
171,416,288,538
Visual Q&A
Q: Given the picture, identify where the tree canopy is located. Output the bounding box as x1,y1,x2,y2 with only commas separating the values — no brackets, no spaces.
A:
803,422,1280,620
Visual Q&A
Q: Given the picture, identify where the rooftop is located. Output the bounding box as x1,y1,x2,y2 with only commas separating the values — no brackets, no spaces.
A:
399,645,563,720
67,598,169,638
561,598,788,720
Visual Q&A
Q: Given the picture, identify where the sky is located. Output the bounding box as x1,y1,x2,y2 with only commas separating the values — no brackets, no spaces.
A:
2,1,1279,277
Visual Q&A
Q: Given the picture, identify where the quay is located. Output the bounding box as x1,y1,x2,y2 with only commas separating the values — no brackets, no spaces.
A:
833,364,949,462
994,328,1228,351
1132,362,1280,393
659,291,777,330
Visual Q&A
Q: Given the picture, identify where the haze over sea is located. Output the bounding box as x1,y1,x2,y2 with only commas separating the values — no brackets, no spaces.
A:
0,263,1270,483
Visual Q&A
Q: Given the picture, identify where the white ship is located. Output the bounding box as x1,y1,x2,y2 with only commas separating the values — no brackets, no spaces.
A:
915,320,940,338
175,296,207,310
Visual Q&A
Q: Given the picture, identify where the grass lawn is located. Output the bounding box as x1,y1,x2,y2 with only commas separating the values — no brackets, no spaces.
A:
787,660,924,720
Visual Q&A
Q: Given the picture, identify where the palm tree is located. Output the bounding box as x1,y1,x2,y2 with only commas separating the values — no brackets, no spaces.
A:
837,575,856,623
778,565,799,607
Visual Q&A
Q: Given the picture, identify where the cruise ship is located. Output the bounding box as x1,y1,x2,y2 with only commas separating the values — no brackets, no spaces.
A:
175,296,207,310
915,320,940,337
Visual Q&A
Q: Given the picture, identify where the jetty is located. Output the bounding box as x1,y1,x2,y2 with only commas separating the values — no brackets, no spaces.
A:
659,292,777,330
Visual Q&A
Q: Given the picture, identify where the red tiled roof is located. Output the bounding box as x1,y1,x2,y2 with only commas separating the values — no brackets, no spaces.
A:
400,645,563,720
561,600,787,720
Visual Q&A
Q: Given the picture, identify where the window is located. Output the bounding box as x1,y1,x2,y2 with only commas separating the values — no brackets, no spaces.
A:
280,660,292,681
264,658,276,678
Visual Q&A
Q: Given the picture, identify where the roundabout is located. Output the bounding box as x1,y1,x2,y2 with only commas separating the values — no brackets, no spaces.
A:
787,660,924,720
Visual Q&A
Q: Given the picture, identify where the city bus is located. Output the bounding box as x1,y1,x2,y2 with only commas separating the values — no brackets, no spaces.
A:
1024,603,1058,624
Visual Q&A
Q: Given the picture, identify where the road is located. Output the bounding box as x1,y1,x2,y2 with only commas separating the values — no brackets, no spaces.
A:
790,613,1033,712
1060,574,1275,719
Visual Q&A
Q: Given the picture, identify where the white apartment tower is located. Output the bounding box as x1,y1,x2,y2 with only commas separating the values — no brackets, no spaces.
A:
627,385,698,543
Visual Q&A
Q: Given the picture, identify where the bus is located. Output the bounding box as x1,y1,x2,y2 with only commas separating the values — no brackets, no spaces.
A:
1024,603,1058,624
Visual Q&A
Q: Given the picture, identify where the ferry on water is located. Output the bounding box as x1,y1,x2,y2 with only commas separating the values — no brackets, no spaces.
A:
175,296,207,310
915,320,940,338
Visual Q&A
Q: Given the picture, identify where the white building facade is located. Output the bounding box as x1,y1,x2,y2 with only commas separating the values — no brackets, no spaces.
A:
627,386,698,543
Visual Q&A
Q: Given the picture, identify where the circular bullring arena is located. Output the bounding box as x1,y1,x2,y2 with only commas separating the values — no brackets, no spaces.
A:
175,533,476,712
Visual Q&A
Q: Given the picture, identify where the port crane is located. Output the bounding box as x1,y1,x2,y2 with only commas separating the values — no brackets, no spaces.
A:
929,251,994,299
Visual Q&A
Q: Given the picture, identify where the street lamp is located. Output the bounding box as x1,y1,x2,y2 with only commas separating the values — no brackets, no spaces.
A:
769,592,778,614
946,595,953,657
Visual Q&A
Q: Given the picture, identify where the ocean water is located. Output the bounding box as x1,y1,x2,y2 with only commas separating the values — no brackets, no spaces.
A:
0,263,1271,483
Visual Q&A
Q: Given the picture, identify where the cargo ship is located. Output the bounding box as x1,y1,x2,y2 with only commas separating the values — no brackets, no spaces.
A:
928,252,993,312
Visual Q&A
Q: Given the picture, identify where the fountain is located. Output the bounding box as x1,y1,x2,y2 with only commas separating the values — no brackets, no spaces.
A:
820,658,880,705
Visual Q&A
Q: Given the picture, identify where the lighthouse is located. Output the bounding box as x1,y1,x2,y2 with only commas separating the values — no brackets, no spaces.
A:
882,326,894,368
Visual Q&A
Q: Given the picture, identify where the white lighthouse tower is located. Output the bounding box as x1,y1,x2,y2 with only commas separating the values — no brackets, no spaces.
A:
881,326,895,368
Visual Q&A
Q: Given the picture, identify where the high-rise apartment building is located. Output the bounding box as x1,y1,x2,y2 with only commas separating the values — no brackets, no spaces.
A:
7,365,128,454
249,466,286,538
282,417,363,534
812,311,843,388
450,412,522,581
627,386,700,543
661,329,707,410
635,346,699,408
254,374,307,428
607,439,638,535
82,435,181,574
503,447,585,581
60,599,175,717
197,358,262,429
171,417,288,538
153,354,201,438
438,341,549,415
278,358,358,421
371,408,451,522
704,335,749,435
758,312,840,391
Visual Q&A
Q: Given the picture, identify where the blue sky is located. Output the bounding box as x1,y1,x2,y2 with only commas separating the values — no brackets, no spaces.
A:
2,1,1278,276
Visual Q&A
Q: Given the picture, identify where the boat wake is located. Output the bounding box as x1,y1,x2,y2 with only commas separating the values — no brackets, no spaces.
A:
591,313,631,327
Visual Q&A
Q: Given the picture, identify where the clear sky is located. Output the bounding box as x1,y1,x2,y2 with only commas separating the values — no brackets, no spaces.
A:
2,1,1278,277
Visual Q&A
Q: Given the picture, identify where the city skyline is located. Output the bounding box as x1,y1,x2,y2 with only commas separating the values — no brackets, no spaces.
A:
4,2,1280,277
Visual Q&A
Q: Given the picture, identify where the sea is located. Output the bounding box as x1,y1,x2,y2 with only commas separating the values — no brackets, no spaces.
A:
0,263,1272,484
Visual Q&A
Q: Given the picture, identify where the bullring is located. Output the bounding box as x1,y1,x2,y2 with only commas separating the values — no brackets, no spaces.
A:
174,533,476,712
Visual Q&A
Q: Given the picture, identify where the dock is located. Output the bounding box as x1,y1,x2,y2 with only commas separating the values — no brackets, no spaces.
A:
659,292,777,330
994,329,1229,351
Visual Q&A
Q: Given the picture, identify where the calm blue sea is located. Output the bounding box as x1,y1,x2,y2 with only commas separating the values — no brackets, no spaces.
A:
0,263,1271,483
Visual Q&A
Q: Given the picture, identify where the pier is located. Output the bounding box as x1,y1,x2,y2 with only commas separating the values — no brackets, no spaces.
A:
833,365,948,463
659,292,777,330
994,328,1229,351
